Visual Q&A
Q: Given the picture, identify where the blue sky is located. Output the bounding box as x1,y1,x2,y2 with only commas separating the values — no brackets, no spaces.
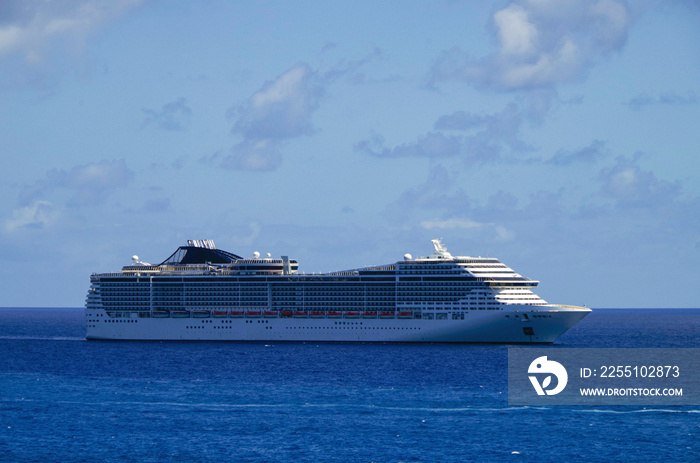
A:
1,0,699,308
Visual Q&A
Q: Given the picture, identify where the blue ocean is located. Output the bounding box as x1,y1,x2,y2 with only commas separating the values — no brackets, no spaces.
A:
1,308,698,462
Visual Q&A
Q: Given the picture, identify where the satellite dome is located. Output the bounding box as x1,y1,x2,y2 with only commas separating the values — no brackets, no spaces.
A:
253,251,260,259
404,253,412,261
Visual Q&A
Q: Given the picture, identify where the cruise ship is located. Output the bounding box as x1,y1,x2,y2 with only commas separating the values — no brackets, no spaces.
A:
85,239,590,343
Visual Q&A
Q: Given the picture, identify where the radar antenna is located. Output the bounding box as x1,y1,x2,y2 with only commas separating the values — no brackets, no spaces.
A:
431,238,452,258
131,255,151,266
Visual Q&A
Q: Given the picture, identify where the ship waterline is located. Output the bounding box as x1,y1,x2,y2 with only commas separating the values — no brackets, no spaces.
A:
85,239,590,343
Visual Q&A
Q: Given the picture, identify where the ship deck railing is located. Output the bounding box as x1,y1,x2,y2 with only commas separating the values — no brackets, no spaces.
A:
326,264,396,276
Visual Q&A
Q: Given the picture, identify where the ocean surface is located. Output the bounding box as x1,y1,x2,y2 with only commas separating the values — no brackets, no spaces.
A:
0,308,698,463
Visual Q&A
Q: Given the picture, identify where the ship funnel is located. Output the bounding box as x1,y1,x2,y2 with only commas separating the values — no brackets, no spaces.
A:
187,239,216,249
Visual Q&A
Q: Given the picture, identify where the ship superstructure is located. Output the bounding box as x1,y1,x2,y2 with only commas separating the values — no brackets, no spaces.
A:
85,239,590,342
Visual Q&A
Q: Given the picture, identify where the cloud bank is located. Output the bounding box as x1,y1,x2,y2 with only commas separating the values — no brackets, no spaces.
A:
356,103,529,163
599,156,683,210
5,159,134,233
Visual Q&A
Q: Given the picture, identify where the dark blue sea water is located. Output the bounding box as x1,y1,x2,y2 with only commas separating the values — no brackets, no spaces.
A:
1,308,698,463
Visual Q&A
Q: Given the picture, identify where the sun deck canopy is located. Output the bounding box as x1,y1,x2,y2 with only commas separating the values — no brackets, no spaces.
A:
159,245,242,265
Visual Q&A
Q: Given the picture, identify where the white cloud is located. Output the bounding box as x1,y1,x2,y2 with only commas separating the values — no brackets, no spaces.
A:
222,63,324,171
141,98,192,131
494,4,539,58
435,103,529,152
4,200,59,232
356,132,461,158
19,159,134,207
387,165,469,214
546,140,608,165
221,51,380,172
625,91,699,111
358,103,529,164
599,157,681,209
0,24,22,56
494,225,516,242
230,63,323,141
428,0,632,90
0,0,147,64
221,140,283,172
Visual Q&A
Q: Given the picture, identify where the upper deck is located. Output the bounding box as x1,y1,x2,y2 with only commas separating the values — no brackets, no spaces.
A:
97,239,537,289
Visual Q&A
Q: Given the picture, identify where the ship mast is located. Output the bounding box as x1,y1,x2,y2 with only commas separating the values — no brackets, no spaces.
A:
431,238,452,258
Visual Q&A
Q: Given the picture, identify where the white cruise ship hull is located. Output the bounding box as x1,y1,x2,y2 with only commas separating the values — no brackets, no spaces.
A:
85,239,591,343
85,305,590,343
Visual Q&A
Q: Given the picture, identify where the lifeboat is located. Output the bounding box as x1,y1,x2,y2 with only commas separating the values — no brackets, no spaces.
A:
263,311,278,318
193,310,210,318
172,310,190,318
152,310,170,318
229,311,245,318
246,311,262,318
281,310,293,318
362,312,377,318
327,312,342,318
344,312,360,318
397,312,413,319
379,312,395,319
293,311,308,318
213,311,228,318
310,312,325,318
